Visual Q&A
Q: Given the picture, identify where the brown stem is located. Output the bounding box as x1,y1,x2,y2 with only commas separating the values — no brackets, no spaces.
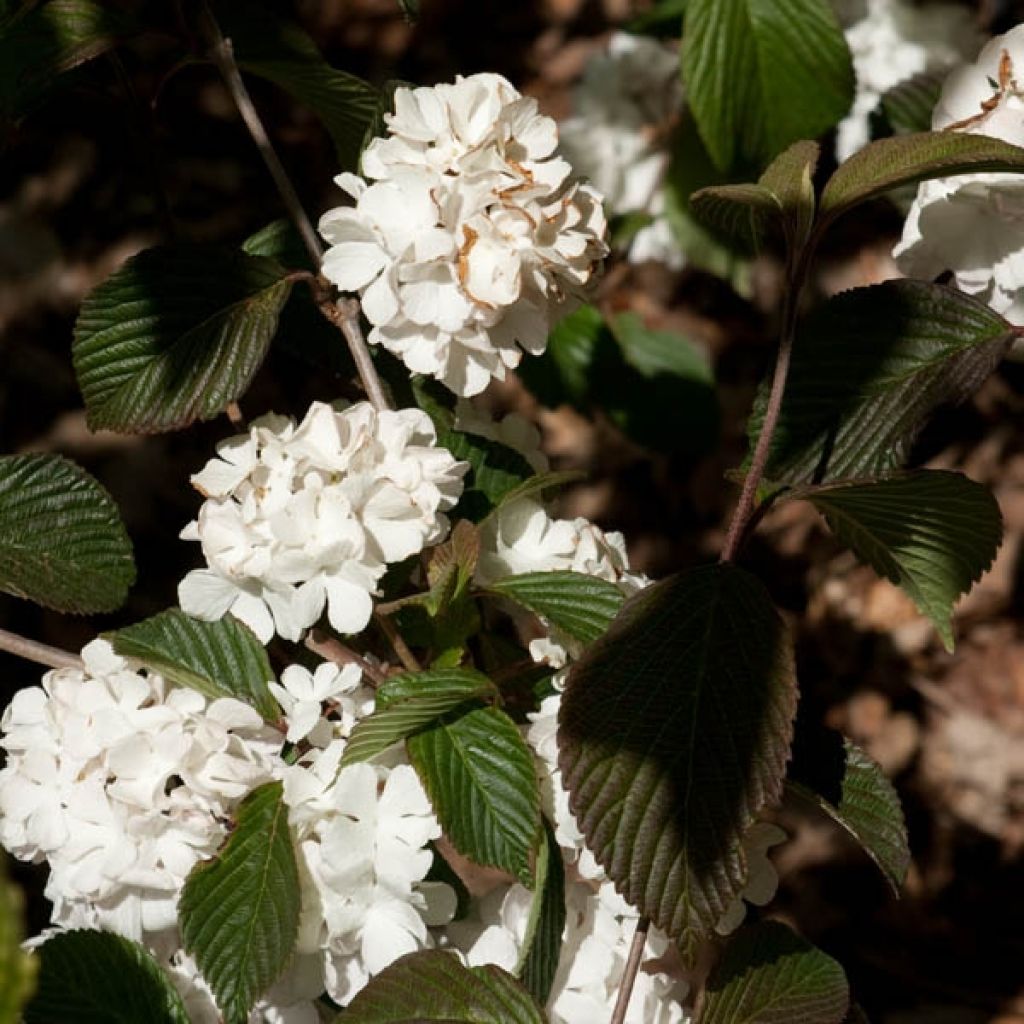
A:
374,612,421,673
610,916,650,1024
720,250,808,563
0,628,83,671
304,629,385,687
225,401,246,430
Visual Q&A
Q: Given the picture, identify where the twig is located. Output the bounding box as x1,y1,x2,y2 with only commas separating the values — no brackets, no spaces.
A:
374,612,421,673
225,401,246,430
0,628,83,671
198,3,323,267
304,629,385,687
198,3,390,412
610,916,650,1024
720,249,808,563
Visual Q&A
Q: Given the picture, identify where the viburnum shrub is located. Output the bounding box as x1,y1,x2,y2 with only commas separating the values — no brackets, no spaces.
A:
0,2,1020,1022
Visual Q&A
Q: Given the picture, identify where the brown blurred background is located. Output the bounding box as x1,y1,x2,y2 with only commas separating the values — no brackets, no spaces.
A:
1,0,1023,1019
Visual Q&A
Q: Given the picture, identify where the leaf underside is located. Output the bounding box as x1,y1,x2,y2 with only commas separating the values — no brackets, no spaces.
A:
558,564,797,955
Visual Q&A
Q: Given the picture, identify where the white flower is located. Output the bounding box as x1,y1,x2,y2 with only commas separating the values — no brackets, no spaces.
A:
714,822,788,936
0,640,279,951
270,662,364,744
179,401,467,643
835,0,983,161
319,73,608,396
894,26,1024,323
559,33,685,269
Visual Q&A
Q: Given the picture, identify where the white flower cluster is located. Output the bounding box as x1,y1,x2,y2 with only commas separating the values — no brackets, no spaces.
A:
179,401,467,643
559,32,685,269
319,73,608,397
0,640,278,956
835,0,984,161
895,25,1024,323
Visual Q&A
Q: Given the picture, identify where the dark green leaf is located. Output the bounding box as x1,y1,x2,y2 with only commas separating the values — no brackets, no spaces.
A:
788,732,909,893
341,668,498,767
360,79,409,155
682,0,853,171
752,280,1016,484
702,921,849,1024
0,0,133,121
74,246,294,434
874,70,946,139
805,470,1002,649
423,519,479,615
487,570,625,645
558,564,797,954
0,857,34,1024
395,0,419,23
688,183,780,250
517,818,565,1006
627,0,688,36
819,132,1024,227
843,1004,871,1024
483,471,585,525
105,609,278,721
215,1,378,169
759,139,819,248
0,454,134,613
179,782,300,1024
339,950,546,1023
407,706,541,885
24,931,188,1024
441,430,537,521
241,221,354,376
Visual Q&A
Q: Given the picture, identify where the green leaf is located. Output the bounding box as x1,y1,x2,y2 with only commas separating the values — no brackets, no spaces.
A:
23,931,188,1024
340,950,547,1024
873,70,946,139
0,0,133,121
788,731,909,893
105,609,278,721
215,1,378,169
759,139,819,248
682,0,853,171
752,280,1016,485
241,221,354,376
558,564,797,954
516,818,565,1006
395,0,419,22
483,471,586,524
487,571,625,645
702,921,849,1024
341,667,498,767
819,132,1024,227
805,470,1002,650
0,454,135,613
179,782,300,1024
688,183,780,250
74,246,294,433
0,857,34,1024
407,706,541,885
843,1005,871,1024
519,305,608,410
627,0,688,36
441,430,537,521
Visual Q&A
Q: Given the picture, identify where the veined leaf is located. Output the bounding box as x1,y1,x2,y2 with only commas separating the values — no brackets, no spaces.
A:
805,470,1002,650
702,921,849,1024
407,706,541,885
482,471,586,525
682,0,853,171
105,609,278,721
751,280,1016,484
874,70,946,139
487,571,625,645
340,950,546,1023
215,2,378,169
241,221,354,375
441,430,536,521
558,564,797,955
340,667,498,767
820,132,1024,226
179,782,300,1024
23,931,188,1024
0,857,34,1024
688,183,780,250
0,454,134,613
74,246,294,434
516,818,565,1006
0,0,133,121
759,139,819,248
788,731,909,893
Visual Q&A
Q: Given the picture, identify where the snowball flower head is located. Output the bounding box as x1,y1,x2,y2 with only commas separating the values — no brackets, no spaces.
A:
559,32,685,269
179,401,467,642
0,640,279,951
319,73,609,396
835,0,983,161
894,25,1024,323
